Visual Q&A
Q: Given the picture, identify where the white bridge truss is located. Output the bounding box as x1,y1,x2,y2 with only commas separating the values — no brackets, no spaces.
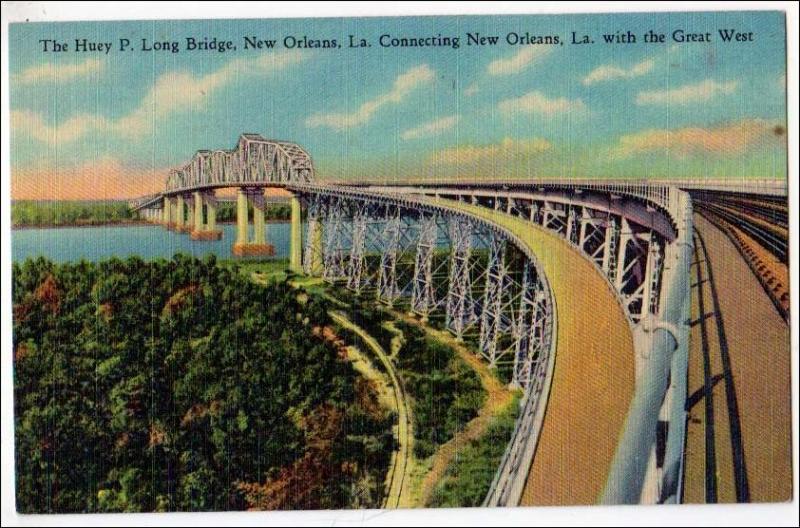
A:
165,134,314,193
301,191,555,389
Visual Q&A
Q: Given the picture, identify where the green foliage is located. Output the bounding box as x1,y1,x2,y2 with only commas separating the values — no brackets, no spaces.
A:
12,255,391,512
12,200,136,227
427,393,521,507
392,321,485,459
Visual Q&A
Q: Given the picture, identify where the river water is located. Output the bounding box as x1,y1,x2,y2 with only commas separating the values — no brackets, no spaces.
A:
11,222,291,263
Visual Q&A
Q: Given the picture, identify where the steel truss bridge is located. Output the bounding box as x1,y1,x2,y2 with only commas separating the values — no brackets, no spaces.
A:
130,134,787,507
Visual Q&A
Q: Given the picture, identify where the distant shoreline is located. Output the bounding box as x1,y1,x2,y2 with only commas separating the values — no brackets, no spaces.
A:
12,219,291,230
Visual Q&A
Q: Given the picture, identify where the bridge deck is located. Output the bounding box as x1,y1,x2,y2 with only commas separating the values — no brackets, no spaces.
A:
684,214,791,503
427,198,636,506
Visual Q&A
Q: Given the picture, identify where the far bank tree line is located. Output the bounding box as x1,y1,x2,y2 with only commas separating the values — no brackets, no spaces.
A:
12,201,291,227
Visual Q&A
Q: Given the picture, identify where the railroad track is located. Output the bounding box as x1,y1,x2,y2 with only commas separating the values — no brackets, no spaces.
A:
690,192,789,322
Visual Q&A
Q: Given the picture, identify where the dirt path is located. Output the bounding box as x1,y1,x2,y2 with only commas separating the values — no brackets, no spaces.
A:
329,310,414,509
391,313,515,507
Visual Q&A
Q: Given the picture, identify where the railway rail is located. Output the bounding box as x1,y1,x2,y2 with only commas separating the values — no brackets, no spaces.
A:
691,194,789,322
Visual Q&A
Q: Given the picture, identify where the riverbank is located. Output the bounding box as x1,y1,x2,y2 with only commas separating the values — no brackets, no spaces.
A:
12,220,146,230
12,219,291,230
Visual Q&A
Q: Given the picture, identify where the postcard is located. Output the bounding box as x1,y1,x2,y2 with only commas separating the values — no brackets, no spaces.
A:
5,6,792,518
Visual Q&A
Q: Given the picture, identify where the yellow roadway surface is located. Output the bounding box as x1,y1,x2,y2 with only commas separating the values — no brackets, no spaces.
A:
426,198,636,506
684,215,792,503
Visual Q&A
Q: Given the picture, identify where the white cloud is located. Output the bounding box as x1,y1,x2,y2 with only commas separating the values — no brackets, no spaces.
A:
401,115,459,140
14,58,104,85
613,119,783,158
305,65,435,130
464,82,480,97
431,137,552,165
498,91,586,116
582,58,654,85
12,51,307,144
11,110,110,144
488,46,552,76
635,79,738,105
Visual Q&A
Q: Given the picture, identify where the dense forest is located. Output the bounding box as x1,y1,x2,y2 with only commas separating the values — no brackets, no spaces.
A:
12,201,135,227
12,255,392,512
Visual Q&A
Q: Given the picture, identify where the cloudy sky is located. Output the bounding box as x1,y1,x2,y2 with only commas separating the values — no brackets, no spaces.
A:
9,11,787,200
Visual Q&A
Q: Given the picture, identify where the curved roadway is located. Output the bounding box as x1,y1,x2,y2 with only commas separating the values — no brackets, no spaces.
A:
424,197,637,506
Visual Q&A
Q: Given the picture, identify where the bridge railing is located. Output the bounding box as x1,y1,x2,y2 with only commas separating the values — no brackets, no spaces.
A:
601,187,693,504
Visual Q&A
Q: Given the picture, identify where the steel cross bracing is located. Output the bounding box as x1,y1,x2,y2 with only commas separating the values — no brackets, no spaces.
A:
410,213,440,317
445,216,476,338
346,202,369,291
322,197,352,282
513,262,551,390
377,206,402,304
295,187,554,391
479,234,510,367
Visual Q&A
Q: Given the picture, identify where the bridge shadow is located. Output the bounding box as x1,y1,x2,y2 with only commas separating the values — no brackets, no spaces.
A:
689,230,751,503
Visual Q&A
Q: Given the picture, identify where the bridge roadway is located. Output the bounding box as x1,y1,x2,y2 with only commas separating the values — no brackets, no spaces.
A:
684,213,791,503
423,197,637,505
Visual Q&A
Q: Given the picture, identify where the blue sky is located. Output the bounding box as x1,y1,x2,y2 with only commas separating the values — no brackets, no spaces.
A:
9,11,788,199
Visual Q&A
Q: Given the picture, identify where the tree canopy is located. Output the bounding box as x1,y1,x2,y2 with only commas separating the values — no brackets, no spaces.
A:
13,255,392,512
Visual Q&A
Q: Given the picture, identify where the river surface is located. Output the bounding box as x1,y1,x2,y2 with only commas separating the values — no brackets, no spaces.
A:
12,222,291,262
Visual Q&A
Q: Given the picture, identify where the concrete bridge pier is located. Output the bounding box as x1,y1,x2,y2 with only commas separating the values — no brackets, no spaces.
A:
175,194,190,233
302,196,324,277
232,188,275,257
182,194,195,234
289,194,303,273
190,191,223,241
164,196,177,230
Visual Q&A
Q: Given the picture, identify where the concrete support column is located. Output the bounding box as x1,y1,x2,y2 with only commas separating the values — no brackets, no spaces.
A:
175,195,186,232
306,216,324,276
194,192,204,231
232,188,274,257
236,188,248,246
289,194,303,273
252,193,266,245
165,197,176,230
184,194,194,234
207,195,217,232
190,191,223,241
